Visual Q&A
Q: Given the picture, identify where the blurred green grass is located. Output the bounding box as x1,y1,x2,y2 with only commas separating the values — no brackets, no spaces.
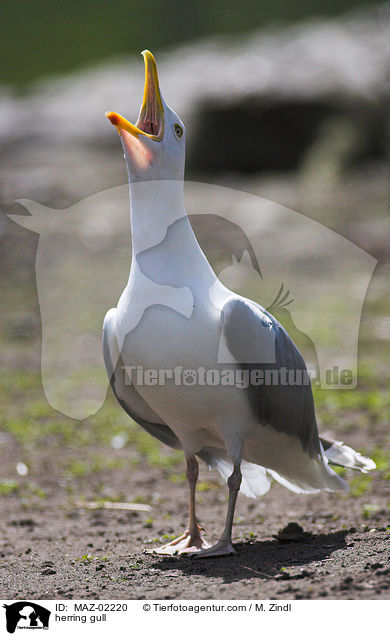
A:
0,366,184,502
0,0,374,87
0,343,389,505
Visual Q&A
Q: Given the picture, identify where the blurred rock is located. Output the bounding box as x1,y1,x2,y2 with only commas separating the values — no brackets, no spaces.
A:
274,521,312,542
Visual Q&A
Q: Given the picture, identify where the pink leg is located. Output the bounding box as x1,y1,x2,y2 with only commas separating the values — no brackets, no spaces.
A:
145,456,210,556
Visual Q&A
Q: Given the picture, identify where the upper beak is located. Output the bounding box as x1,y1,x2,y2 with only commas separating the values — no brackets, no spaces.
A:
106,50,164,141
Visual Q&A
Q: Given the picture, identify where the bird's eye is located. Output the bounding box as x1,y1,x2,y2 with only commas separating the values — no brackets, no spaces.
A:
174,123,183,138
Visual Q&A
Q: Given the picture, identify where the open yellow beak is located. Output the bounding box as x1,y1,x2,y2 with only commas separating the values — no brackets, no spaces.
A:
106,50,164,141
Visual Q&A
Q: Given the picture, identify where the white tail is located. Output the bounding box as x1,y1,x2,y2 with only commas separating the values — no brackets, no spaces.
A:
320,436,376,473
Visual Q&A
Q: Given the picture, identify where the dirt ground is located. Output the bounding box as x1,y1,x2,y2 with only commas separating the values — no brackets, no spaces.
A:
1,431,389,601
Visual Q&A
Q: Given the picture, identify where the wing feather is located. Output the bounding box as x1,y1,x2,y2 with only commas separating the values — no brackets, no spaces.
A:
220,297,321,457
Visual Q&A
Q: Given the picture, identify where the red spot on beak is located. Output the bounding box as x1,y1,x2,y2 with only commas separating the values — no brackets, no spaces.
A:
107,112,120,126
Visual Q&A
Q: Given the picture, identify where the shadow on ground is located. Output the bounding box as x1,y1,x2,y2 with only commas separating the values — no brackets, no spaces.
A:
149,530,348,583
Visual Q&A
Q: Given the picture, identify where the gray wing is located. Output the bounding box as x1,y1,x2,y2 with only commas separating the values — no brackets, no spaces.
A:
220,297,321,457
103,308,181,450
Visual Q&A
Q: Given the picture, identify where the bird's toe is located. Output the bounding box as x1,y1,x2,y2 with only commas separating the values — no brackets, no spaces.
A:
191,540,236,559
145,529,210,556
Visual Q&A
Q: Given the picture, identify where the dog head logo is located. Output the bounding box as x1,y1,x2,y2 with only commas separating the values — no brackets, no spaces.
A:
3,602,50,633
8,181,376,420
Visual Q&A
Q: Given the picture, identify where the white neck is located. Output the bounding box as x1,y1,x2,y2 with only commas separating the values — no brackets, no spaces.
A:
128,179,217,288
129,179,187,255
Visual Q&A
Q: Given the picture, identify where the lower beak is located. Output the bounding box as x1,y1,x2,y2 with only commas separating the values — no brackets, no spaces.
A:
106,50,164,141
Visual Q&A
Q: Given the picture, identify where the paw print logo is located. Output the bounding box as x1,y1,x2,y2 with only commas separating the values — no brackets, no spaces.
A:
183,370,197,386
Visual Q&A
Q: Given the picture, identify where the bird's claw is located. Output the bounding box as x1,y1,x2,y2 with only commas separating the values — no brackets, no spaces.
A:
145,528,210,556
191,539,236,559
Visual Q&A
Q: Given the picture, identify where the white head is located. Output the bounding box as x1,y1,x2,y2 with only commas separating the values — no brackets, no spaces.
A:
106,50,186,183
